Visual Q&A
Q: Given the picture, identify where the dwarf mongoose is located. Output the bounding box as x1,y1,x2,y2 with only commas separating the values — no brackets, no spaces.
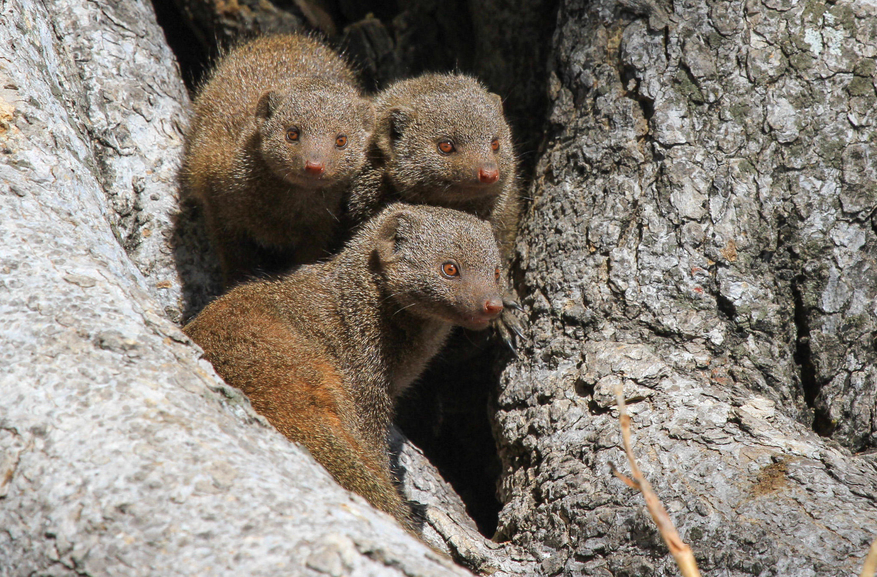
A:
347,73,519,261
181,34,374,286
183,204,504,527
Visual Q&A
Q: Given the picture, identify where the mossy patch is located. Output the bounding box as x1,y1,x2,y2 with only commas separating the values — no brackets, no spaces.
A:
853,58,876,78
789,51,815,72
845,76,874,98
674,68,704,104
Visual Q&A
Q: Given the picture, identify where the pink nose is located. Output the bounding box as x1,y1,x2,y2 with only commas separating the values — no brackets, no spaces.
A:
305,161,325,175
479,168,499,184
483,298,504,317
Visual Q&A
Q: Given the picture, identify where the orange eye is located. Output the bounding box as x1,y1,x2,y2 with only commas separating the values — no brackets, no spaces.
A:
438,140,455,154
286,127,300,142
441,262,459,277
335,134,348,148
495,267,501,281
491,138,500,151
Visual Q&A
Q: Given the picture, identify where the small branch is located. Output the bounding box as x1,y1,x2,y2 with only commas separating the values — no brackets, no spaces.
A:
860,536,877,577
613,384,702,577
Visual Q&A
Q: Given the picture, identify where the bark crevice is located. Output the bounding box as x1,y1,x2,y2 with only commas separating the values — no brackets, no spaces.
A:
792,274,835,437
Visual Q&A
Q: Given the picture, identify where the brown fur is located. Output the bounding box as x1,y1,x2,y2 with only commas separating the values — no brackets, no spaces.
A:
183,204,504,527
347,73,519,260
181,34,375,286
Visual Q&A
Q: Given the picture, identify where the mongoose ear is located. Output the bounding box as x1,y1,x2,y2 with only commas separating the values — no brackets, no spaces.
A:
387,106,415,138
255,90,279,120
489,92,504,113
374,207,417,264
374,214,399,265
375,107,414,157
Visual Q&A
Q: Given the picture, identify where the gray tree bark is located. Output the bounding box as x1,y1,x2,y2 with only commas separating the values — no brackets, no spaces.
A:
167,0,317,58
0,1,477,575
6,0,877,575
496,0,877,575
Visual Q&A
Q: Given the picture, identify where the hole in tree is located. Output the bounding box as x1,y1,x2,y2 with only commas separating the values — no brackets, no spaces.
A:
151,0,558,539
395,330,504,535
792,275,835,437
715,292,737,322
149,0,209,92
621,64,655,121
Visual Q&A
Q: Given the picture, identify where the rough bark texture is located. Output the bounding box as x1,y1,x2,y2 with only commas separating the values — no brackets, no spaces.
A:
496,0,877,574
8,0,877,575
0,1,479,574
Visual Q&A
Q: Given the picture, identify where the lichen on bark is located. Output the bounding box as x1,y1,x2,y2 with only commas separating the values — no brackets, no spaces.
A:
495,0,877,574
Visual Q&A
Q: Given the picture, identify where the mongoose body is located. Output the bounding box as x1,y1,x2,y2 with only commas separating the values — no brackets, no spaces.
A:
347,73,519,260
181,34,374,286
183,204,504,527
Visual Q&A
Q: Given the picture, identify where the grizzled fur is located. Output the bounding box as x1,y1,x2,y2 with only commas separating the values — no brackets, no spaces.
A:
347,73,519,260
181,34,375,286
183,204,504,528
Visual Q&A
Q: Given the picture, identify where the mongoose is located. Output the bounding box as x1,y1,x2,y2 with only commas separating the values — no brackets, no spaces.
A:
346,73,522,346
347,73,519,261
183,204,504,528
181,34,375,287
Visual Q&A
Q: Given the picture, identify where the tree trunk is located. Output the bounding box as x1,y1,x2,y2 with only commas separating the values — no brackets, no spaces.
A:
496,0,877,574
6,0,877,575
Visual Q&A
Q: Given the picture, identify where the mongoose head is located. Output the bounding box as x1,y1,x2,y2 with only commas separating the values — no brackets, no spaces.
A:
374,74,515,206
371,204,504,331
256,79,375,189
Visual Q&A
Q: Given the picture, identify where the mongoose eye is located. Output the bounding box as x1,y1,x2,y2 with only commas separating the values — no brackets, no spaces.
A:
441,262,460,278
491,138,500,151
438,140,456,154
495,267,501,281
335,134,348,148
286,127,300,142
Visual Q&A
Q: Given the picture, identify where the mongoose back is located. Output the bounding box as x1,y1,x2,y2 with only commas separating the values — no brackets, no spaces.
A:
183,204,504,528
181,34,375,286
347,73,519,260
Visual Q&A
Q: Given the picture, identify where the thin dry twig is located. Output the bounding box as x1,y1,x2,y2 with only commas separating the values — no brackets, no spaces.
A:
860,537,877,577
611,384,702,577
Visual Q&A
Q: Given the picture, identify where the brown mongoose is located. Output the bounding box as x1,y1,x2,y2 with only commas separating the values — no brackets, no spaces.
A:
181,34,375,287
346,73,519,262
346,73,522,345
182,204,504,528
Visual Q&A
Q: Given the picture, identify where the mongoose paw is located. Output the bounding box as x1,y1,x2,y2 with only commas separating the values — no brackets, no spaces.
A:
502,296,523,312
495,323,516,355
493,300,526,354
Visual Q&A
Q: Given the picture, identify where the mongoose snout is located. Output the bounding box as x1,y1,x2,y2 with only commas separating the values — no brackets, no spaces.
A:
304,160,325,175
448,148,502,191
479,166,499,184
483,296,504,316
459,295,504,330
